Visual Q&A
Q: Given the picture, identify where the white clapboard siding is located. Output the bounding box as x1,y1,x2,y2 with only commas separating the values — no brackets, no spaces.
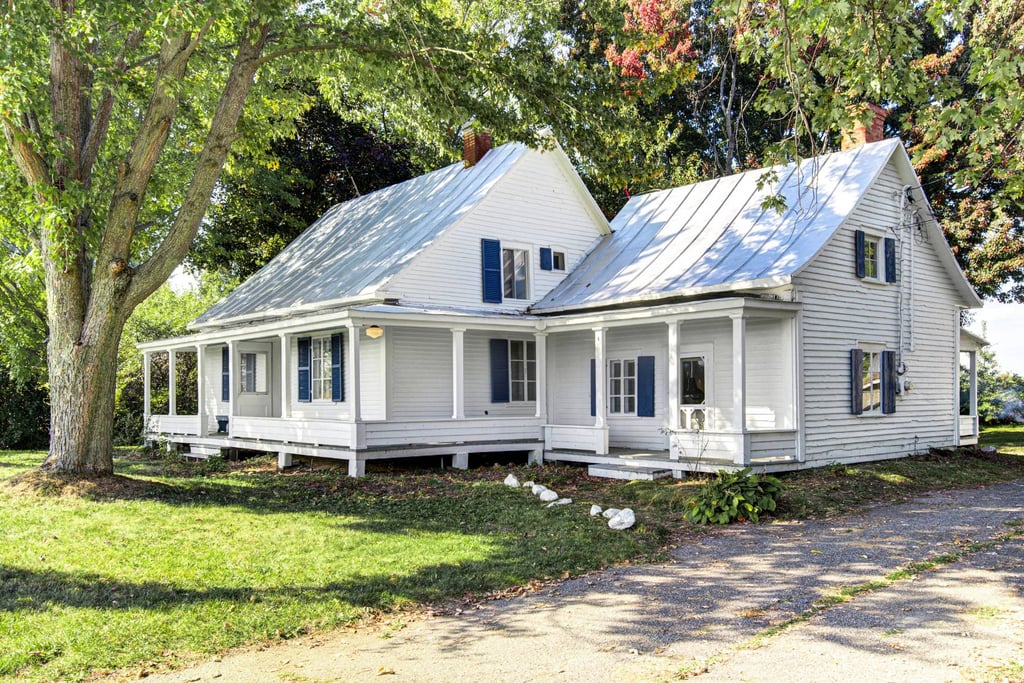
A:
795,161,960,463
605,325,669,450
360,335,386,420
749,431,798,460
386,150,605,311
386,327,453,420
679,319,734,431
547,330,595,426
232,416,355,447
746,319,796,430
463,330,537,418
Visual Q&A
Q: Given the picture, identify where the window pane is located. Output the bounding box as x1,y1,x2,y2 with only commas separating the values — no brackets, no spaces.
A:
510,340,523,360
681,357,706,405
511,383,525,402
625,396,635,414
527,382,536,401
610,396,621,414
865,240,879,279
514,250,528,299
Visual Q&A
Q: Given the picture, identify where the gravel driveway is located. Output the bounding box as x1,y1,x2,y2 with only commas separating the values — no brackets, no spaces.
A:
142,481,1024,683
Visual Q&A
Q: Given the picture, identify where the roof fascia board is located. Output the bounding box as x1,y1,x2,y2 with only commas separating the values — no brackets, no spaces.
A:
187,292,392,331
543,296,800,332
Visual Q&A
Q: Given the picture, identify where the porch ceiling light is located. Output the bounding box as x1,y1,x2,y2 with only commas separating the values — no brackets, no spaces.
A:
365,325,384,339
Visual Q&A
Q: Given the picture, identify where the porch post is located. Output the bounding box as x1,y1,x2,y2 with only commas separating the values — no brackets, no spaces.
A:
534,332,547,421
346,324,362,422
731,313,747,465
143,351,152,430
227,340,238,420
593,327,607,429
667,321,680,431
168,350,177,416
969,350,978,436
279,333,291,418
451,328,465,419
196,345,207,435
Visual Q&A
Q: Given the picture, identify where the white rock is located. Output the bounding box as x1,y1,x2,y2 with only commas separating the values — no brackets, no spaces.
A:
602,508,621,519
545,497,573,508
539,489,559,502
504,473,520,488
608,508,636,530
531,484,547,495
590,504,603,516
522,481,535,488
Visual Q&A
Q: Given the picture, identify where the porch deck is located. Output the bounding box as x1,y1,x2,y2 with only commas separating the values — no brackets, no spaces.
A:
544,447,802,475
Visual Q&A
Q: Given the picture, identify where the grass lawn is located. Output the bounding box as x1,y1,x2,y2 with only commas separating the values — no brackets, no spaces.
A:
2,432,1024,682
979,424,1024,455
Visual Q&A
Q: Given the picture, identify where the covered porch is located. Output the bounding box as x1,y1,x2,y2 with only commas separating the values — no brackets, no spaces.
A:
958,328,988,447
541,297,803,472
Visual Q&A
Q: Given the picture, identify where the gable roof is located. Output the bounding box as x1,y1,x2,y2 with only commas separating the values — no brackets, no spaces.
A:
534,139,980,314
192,142,536,329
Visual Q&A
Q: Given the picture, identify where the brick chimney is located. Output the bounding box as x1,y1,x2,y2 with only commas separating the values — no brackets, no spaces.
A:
841,103,889,150
463,129,492,167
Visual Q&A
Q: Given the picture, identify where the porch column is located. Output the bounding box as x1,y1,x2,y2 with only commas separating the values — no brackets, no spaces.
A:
534,332,547,421
168,350,177,416
279,333,291,418
731,314,747,465
346,324,362,422
451,328,465,419
969,350,978,435
143,351,152,429
227,340,238,419
666,322,680,431
196,345,207,435
593,327,607,428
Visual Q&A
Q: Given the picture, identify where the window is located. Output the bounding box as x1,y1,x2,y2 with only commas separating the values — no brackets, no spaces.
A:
489,339,536,403
678,349,711,430
509,340,536,401
850,347,896,415
311,337,332,401
552,251,566,270
608,359,637,414
240,352,267,393
502,247,529,299
855,229,897,283
680,356,706,406
540,247,566,271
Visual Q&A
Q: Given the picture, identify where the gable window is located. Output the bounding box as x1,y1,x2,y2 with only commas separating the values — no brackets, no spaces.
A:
240,352,268,393
850,347,896,415
489,339,536,402
539,247,566,271
855,229,897,283
552,251,566,270
502,247,529,299
609,359,637,414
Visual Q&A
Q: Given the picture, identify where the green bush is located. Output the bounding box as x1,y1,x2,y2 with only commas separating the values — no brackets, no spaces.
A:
684,468,783,524
0,365,49,449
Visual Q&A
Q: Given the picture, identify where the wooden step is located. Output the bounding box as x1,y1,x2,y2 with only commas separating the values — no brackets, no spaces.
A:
588,464,672,481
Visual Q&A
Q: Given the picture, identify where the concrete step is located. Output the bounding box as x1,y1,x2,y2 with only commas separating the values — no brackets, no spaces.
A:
588,464,672,481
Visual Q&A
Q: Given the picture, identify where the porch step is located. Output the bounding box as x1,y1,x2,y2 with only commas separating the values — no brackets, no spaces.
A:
188,444,222,459
588,464,672,481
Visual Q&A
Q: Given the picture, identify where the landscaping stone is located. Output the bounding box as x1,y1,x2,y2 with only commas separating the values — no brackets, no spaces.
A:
590,504,603,516
608,508,636,530
546,498,572,508
539,489,559,503
602,508,621,519
503,474,520,488
531,484,547,495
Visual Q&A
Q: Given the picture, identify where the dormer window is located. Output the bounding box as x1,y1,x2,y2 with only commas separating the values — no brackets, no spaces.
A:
855,229,896,283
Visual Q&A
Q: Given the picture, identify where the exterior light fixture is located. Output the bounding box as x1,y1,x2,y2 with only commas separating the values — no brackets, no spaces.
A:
365,325,384,339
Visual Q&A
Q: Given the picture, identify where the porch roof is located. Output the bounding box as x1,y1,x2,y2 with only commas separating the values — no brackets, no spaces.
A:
534,140,902,313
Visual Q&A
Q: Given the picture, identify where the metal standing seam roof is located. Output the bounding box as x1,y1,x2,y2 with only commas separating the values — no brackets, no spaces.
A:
533,139,904,313
191,142,531,328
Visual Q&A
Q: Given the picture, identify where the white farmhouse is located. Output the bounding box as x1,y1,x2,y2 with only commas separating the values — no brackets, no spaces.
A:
140,124,985,478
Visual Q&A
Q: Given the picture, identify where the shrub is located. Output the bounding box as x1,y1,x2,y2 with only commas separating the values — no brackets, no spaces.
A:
684,468,783,524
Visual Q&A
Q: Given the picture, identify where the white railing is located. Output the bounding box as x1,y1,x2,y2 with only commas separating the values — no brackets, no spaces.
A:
231,416,358,448
543,424,609,454
959,415,979,438
366,417,542,449
147,415,201,436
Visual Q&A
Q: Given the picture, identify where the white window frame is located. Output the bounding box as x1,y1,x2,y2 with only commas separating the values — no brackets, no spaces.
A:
863,233,882,281
509,339,536,402
502,245,530,300
552,250,566,271
608,358,637,415
311,336,333,401
240,351,268,394
859,343,884,416
679,344,714,431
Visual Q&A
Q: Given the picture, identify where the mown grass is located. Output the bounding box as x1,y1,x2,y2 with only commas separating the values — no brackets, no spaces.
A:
979,424,1024,455
2,427,1023,682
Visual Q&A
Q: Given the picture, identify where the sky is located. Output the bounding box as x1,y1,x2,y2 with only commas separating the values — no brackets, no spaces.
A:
971,301,1024,375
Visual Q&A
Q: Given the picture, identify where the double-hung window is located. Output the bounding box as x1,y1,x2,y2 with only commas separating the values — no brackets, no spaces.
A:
855,229,897,283
311,337,333,400
608,359,636,414
489,338,536,403
850,346,896,415
502,247,529,299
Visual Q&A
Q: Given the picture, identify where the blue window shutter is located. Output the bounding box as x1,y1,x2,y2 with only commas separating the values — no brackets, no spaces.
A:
850,348,864,415
481,239,503,303
589,359,596,417
489,339,509,402
884,237,897,283
854,230,866,278
297,337,312,403
221,346,230,402
539,247,553,271
637,356,655,417
331,333,344,402
881,350,897,414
